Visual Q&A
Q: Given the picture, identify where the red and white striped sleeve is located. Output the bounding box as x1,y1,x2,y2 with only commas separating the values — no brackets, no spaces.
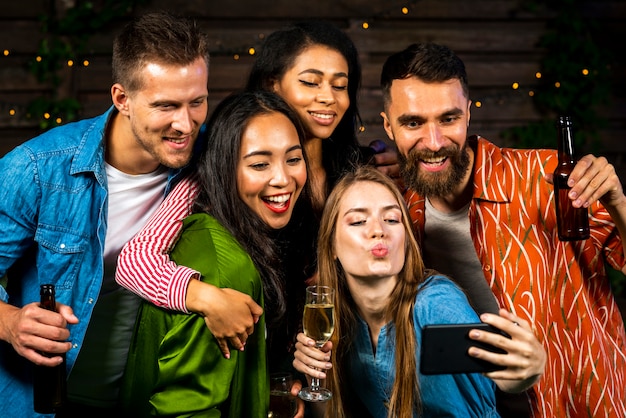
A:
116,174,201,313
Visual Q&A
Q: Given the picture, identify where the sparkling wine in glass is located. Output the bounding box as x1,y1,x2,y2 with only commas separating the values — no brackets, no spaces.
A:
298,285,335,402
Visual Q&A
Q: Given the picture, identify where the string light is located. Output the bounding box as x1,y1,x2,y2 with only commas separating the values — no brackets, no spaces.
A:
0,1,596,133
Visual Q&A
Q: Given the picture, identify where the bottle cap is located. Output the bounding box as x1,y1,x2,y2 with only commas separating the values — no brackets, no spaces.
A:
558,115,573,126
40,284,55,295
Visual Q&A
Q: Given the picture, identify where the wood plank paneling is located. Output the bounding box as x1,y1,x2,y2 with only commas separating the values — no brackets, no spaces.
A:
1,0,624,168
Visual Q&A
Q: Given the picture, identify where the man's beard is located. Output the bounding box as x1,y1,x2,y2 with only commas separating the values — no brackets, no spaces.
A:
398,142,471,197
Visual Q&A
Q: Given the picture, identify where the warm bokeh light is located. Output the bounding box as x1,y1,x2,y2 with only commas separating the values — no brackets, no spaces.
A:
36,56,42,62
582,68,589,76
67,60,74,67
233,54,240,60
359,125,365,132
248,48,255,55
512,82,519,90
9,109,16,116
83,60,89,67
555,81,561,88
529,91,535,97
3,50,9,56
475,101,482,108
362,22,369,29
402,7,409,14
43,112,50,119
535,72,542,79
56,118,62,124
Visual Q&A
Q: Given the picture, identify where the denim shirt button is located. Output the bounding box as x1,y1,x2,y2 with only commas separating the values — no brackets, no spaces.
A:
88,298,94,304
72,343,78,349
60,243,66,249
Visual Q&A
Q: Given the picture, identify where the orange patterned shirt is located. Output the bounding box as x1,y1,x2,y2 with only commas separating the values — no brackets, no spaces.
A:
405,136,626,417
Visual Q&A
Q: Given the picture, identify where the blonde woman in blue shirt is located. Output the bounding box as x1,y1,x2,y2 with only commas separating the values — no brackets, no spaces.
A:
293,166,545,417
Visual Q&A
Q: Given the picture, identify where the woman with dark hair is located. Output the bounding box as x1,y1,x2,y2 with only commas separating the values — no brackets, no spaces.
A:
246,19,364,209
121,90,308,417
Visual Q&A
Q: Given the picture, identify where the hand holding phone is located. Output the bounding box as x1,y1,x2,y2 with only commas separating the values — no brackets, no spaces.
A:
420,323,509,375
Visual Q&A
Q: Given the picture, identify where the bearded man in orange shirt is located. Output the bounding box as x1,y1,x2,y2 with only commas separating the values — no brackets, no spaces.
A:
380,42,626,418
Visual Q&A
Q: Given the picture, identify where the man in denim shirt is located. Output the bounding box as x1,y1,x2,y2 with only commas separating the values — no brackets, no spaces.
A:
0,12,210,417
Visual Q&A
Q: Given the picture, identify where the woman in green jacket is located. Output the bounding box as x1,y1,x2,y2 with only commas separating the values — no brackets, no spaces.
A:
122,90,309,417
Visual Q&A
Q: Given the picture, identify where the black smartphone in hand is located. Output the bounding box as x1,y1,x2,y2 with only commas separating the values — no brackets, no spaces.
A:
420,323,508,375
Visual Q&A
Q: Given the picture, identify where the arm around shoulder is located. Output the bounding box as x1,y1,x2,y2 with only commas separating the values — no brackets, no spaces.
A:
115,175,200,312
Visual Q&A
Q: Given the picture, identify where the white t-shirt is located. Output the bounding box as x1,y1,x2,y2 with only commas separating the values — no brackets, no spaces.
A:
67,163,169,407
423,199,500,315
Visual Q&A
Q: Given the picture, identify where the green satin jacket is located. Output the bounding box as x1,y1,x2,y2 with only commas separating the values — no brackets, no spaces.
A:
122,213,268,417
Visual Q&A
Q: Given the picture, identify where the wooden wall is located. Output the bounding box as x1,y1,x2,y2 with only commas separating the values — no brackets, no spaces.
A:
1,0,625,174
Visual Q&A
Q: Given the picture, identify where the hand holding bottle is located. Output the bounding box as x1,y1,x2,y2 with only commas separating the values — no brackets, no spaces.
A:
0,299,77,366
564,154,626,211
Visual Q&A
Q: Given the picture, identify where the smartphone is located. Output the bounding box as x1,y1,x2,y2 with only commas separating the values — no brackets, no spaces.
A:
420,323,508,375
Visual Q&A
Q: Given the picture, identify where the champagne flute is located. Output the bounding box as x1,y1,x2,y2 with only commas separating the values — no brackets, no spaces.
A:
298,285,335,402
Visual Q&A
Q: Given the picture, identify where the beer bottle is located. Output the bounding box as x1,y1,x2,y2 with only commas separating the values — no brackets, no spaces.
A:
33,284,67,413
553,116,590,241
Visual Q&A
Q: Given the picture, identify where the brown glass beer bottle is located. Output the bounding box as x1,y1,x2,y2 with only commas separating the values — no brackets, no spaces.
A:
33,284,67,413
553,116,590,241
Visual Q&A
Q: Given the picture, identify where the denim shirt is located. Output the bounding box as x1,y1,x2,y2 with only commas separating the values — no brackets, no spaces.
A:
0,107,187,417
348,275,500,417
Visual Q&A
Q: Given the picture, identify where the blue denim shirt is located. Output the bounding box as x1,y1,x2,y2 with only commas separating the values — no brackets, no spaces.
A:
349,275,500,417
0,107,188,417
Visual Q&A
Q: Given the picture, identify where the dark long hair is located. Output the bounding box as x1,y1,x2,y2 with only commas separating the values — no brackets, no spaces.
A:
193,90,309,324
245,19,363,188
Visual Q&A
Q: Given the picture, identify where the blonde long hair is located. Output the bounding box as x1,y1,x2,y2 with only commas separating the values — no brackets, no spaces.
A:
317,166,426,418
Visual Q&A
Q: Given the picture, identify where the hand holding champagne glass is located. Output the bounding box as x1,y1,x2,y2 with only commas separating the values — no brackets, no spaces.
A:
299,285,335,402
